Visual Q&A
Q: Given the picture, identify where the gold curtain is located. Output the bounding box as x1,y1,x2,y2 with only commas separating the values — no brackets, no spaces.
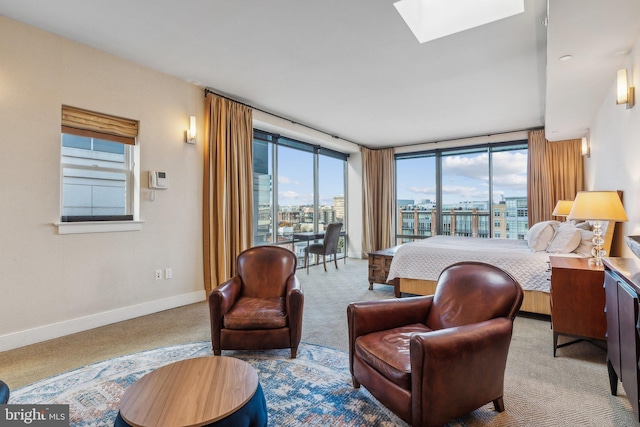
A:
203,94,254,292
361,146,395,256
527,129,583,226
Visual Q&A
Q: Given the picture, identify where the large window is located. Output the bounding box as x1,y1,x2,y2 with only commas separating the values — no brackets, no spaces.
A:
252,130,348,265
395,142,527,244
60,106,138,222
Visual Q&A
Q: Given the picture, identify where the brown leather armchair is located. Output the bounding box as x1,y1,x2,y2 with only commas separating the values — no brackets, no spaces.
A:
209,246,304,358
347,261,523,427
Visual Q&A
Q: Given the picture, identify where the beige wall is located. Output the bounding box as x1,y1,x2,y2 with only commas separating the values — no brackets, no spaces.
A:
0,17,205,350
585,35,640,257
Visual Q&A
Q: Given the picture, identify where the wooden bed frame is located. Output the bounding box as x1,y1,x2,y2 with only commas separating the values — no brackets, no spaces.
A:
392,219,617,316
394,278,553,315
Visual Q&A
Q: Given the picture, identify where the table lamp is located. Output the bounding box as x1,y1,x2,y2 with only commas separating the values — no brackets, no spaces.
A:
567,191,628,266
552,200,574,221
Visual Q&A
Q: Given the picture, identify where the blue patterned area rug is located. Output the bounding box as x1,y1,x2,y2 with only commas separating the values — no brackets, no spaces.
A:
11,342,407,426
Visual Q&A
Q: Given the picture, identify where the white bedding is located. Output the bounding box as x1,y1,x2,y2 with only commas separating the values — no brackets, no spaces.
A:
386,236,581,293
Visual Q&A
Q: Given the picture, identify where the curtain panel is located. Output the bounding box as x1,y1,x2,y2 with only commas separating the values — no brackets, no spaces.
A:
527,129,583,226
203,94,253,292
361,146,395,256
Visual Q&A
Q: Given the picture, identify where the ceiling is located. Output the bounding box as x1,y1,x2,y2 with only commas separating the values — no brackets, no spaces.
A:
1,0,638,148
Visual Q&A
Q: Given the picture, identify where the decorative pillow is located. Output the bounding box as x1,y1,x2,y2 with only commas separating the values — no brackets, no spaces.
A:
573,230,595,256
575,222,593,231
526,221,558,252
546,227,582,253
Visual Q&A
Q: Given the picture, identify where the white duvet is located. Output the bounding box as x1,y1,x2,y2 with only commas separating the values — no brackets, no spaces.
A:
386,236,579,292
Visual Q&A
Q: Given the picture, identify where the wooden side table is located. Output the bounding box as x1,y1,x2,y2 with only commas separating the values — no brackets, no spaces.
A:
118,356,262,427
549,256,606,356
368,246,401,290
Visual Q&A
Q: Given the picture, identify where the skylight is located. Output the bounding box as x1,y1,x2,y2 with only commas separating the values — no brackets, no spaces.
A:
394,0,525,44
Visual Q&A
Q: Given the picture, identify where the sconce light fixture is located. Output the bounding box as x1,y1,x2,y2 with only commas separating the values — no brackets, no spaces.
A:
581,136,590,157
185,116,196,144
616,68,635,108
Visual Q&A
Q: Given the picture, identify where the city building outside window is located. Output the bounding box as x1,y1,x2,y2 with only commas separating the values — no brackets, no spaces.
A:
252,130,348,266
395,142,528,243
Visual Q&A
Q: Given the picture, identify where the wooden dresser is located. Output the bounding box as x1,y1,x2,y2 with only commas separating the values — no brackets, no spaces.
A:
603,257,640,422
367,246,401,290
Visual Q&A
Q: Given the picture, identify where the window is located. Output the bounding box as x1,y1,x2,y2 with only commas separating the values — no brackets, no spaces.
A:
252,130,348,266
395,141,527,243
60,106,139,223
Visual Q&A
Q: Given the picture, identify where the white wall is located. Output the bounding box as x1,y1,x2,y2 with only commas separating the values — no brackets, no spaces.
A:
585,35,640,257
0,17,205,351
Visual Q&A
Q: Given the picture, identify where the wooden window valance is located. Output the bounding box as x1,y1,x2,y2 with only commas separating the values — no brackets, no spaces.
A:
61,105,139,145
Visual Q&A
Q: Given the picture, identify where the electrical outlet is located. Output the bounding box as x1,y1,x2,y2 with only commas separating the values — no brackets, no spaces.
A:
165,268,172,279
155,269,163,280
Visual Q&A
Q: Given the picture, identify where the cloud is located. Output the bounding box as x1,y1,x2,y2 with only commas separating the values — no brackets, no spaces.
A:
279,191,314,205
442,185,488,200
278,175,293,185
442,153,489,181
279,190,299,199
408,186,435,195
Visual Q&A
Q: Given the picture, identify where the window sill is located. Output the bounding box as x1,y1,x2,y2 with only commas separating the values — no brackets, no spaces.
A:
54,220,144,235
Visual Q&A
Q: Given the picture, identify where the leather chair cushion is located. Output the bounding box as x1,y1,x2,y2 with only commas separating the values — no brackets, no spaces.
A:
224,297,287,330
355,323,432,389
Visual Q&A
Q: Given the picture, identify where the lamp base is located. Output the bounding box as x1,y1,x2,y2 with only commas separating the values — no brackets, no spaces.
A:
590,220,606,266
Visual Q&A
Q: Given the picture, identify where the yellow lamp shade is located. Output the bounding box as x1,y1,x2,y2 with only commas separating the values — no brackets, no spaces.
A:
567,191,628,222
552,200,573,217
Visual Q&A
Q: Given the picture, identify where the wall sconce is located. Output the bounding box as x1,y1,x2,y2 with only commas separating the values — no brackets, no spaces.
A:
616,68,635,108
581,136,590,157
185,116,196,144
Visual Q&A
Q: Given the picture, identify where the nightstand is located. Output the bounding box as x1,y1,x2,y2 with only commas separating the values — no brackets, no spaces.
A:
549,256,606,356
367,246,401,290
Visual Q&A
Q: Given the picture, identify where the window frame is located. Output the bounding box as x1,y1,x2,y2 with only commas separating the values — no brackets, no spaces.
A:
252,129,349,264
55,107,141,234
60,134,135,222
394,140,527,243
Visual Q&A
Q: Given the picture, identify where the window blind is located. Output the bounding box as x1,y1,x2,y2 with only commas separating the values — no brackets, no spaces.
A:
61,105,139,145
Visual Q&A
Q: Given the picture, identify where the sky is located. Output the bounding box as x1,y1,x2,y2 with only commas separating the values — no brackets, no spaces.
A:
276,146,345,207
397,148,528,204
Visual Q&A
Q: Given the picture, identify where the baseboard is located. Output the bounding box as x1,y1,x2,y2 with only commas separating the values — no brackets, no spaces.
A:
0,290,207,352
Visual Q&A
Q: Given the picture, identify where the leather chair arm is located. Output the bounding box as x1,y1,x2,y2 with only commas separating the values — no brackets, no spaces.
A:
285,274,304,347
208,276,242,352
347,296,433,340
348,296,433,378
209,276,242,316
410,317,514,425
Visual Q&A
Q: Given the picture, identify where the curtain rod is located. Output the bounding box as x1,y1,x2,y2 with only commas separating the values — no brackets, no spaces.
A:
204,88,359,146
204,88,540,150
374,127,543,150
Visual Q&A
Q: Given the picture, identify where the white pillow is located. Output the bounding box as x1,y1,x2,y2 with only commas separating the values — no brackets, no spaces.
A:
527,221,558,252
575,222,593,231
573,230,595,256
546,227,582,253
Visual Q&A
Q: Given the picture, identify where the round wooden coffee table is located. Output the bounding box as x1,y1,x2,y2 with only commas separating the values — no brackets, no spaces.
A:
119,356,260,427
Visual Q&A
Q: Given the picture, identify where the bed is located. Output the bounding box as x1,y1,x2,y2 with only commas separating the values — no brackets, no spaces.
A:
386,220,615,315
